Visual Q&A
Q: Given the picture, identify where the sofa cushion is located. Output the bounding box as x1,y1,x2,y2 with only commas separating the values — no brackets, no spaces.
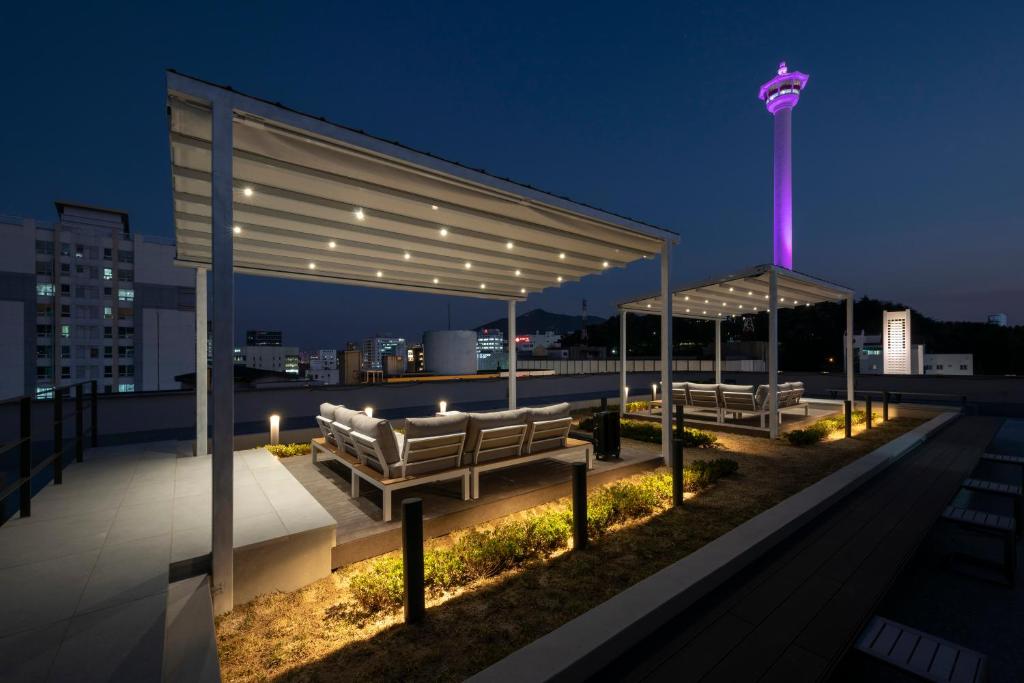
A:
524,402,571,423
333,406,361,429
349,413,401,469
405,412,469,440
754,385,769,409
687,382,719,392
718,383,755,395
465,409,528,461
319,402,337,419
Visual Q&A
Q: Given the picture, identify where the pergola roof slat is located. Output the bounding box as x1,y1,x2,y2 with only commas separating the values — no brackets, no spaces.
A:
167,74,676,300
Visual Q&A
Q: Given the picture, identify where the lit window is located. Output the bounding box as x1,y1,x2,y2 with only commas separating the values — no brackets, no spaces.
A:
60,324,71,338
117,383,135,393
36,283,55,297
103,268,113,280
117,289,134,302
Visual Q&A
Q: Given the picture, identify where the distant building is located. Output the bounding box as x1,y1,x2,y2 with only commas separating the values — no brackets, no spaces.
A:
514,330,562,355
988,313,1008,327
0,202,196,400
240,346,299,376
476,328,505,360
848,310,972,376
407,344,425,373
308,349,339,384
245,330,282,346
923,353,974,376
363,335,406,371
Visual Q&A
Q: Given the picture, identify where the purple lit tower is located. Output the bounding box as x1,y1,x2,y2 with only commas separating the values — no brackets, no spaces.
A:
758,62,809,270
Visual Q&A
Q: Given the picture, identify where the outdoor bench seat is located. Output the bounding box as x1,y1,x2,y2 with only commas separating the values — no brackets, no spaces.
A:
470,435,593,499
941,505,1016,585
961,478,1022,535
855,615,988,683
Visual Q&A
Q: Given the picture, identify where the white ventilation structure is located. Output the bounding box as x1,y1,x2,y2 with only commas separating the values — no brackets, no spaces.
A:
883,309,911,375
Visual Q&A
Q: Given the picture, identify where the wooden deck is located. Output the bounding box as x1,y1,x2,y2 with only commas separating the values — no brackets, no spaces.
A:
604,415,1004,682
282,442,661,568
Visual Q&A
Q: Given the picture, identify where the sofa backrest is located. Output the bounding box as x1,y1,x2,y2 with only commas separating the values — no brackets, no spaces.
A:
405,412,469,439
319,402,337,419
524,417,571,455
401,432,466,476
350,413,401,474
688,383,720,408
333,406,362,429
464,409,528,459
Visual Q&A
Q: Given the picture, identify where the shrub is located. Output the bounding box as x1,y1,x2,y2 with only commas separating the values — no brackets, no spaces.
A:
619,419,718,449
784,410,878,446
264,442,311,458
340,457,739,617
625,400,651,414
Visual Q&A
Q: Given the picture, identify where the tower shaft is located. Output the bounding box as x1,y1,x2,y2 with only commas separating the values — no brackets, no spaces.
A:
772,106,793,270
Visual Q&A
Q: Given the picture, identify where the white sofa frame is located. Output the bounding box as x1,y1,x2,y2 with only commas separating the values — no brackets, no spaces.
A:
349,429,470,522
468,417,593,499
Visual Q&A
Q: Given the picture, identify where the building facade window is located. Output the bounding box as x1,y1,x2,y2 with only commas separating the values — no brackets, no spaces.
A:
117,288,134,302
117,383,135,393
37,283,55,297
61,367,71,379
36,261,53,275
37,345,51,359
103,267,113,280
37,324,53,338
60,324,71,338
103,366,112,378
118,250,133,264
36,240,54,255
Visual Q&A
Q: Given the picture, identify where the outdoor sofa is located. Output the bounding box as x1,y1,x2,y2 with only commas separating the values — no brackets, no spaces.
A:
310,402,593,521
661,381,807,427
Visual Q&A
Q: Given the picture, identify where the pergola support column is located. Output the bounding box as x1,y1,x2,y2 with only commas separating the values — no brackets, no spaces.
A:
768,268,779,439
210,93,235,615
846,295,855,405
195,268,207,457
619,310,627,411
508,299,517,410
714,318,722,384
660,240,672,465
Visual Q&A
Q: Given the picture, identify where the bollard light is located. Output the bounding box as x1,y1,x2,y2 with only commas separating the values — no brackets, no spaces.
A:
364,406,374,419
269,414,280,445
652,383,658,402
439,400,447,415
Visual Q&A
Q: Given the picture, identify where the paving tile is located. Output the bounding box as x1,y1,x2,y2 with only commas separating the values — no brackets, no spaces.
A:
49,593,166,683
171,475,210,497
121,478,175,506
0,619,69,682
275,502,337,535
105,500,173,546
234,512,288,548
0,550,99,637
171,493,212,532
233,485,274,519
170,526,210,563
6,493,122,526
0,510,113,568
76,534,171,615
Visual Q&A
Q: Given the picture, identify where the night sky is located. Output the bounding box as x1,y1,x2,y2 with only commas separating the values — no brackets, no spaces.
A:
3,2,1022,349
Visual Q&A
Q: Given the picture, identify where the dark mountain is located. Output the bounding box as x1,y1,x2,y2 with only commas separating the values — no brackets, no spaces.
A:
474,308,586,336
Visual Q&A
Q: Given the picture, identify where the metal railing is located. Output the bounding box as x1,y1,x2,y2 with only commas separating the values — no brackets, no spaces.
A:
0,380,99,523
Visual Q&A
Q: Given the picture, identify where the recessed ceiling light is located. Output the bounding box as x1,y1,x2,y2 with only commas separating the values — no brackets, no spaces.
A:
376,270,383,277
232,226,241,234
464,261,472,269
646,304,652,309
431,204,439,210
308,262,316,270
515,269,522,276
793,300,799,305
480,283,486,289
242,187,253,197
704,299,709,304
702,310,707,315
404,252,411,260
439,228,448,237
432,277,439,284
685,308,690,313
328,240,336,248
748,291,753,296
602,261,609,268
684,296,689,301
520,287,526,294
557,276,563,282
506,241,514,250
354,208,365,221
739,304,744,309
780,297,786,303
559,253,566,259
722,302,727,306
764,294,769,299
753,306,758,311
718,312,722,316
729,287,734,292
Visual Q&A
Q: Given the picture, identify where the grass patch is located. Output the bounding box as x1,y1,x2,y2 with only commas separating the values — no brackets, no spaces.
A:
785,410,879,446
218,415,928,682
263,442,311,458
338,458,738,620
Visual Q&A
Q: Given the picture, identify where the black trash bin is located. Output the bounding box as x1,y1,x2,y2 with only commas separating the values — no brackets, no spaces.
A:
593,410,621,460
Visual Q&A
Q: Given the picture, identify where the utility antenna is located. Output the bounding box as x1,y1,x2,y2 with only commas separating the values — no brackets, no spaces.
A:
581,299,589,342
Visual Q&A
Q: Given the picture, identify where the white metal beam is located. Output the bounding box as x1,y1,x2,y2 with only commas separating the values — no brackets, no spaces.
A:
846,295,855,404
210,93,235,615
714,318,722,384
195,268,207,457
508,299,517,410
660,240,672,465
619,310,627,410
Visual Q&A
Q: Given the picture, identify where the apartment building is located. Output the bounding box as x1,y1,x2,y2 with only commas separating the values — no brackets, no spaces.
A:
0,202,196,400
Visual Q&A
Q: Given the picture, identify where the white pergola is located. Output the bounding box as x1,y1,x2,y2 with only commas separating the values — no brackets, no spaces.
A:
165,71,678,613
618,264,854,438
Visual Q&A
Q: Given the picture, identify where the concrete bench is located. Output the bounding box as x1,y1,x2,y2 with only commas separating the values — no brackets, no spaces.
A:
855,615,988,683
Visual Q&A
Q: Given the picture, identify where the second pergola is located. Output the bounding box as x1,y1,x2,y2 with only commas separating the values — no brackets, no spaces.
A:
617,264,855,438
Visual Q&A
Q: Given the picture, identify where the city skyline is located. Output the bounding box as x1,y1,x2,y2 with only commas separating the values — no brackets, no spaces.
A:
3,3,1022,349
